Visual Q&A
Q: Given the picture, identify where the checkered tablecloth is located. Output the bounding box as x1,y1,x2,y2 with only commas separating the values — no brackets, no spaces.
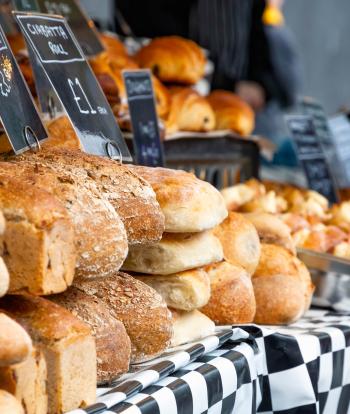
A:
67,309,350,414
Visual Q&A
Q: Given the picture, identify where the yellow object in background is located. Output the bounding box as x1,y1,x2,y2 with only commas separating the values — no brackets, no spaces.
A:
263,5,285,26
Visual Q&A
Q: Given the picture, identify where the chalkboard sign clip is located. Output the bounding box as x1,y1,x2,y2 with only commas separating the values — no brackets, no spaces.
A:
105,139,122,164
23,125,41,151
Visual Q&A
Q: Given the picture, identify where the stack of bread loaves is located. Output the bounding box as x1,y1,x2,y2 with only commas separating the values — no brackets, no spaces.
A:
123,166,228,346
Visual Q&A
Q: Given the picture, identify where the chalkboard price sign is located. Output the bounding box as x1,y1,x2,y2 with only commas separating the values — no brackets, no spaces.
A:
286,115,339,203
14,12,131,161
123,70,164,167
13,0,103,56
0,23,47,153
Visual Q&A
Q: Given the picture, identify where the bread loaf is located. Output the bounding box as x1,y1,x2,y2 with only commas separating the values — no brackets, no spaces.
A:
170,309,215,347
252,244,314,325
0,348,47,414
73,272,172,363
50,287,131,384
0,295,96,414
0,313,32,367
129,166,228,233
200,261,256,324
8,148,165,246
45,116,83,151
123,231,223,275
0,390,24,414
213,212,261,275
244,213,296,255
135,268,211,311
0,161,127,281
0,212,8,298
0,173,76,295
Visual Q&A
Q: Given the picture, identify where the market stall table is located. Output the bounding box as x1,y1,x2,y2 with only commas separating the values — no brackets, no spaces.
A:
67,309,350,414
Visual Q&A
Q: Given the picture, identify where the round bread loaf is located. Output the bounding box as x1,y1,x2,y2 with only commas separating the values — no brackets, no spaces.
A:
123,231,223,275
74,272,173,363
0,313,32,367
213,212,260,275
244,213,296,255
200,261,256,324
0,390,24,414
252,244,314,325
135,268,211,311
50,287,131,384
129,166,228,233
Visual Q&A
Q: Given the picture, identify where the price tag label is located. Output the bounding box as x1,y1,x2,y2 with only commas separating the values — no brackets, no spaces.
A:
0,23,47,153
14,12,131,161
13,0,103,56
123,70,164,167
286,115,339,203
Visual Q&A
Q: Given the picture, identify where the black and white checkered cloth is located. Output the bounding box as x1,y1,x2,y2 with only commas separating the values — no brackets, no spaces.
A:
66,309,350,414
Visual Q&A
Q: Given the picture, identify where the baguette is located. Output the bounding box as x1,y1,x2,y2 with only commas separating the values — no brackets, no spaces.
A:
0,295,96,414
0,161,127,281
74,272,173,363
0,390,24,414
0,173,75,295
123,231,223,275
134,268,211,311
50,287,131,384
0,313,32,367
6,148,165,245
129,166,228,233
0,347,47,414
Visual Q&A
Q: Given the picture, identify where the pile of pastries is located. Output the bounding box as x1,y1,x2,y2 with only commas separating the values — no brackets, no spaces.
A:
222,179,350,259
7,32,255,138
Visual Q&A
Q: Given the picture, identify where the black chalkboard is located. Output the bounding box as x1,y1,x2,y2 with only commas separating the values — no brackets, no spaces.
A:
286,115,339,203
14,12,131,161
13,0,103,56
123,70,164,167
0,23,47,153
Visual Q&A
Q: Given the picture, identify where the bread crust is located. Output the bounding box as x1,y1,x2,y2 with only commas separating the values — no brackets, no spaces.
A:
200,261,256,324
74,272,173,363
130,165,228,233
0,390,24,414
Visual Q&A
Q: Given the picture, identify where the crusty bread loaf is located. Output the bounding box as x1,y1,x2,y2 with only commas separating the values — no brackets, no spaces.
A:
123,231,223,275
50,287,131,384
213,212,261,275
73,272,172,363
200,261,256,324
252,244,314,325
45,116,83,151
135,268,211,311
0,173,76,295
0,295,96,414
0,347,47,414
135,36,206,85
0,313,32,367
9,148,165,246
170,309,215,347
130,166,228,233
0,258,9,298
244,213,296,255
0,390,24,414
0,161,127,281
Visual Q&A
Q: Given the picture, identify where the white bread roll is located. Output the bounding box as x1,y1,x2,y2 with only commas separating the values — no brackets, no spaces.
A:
0,390,24,414
200,261,256,324
252,244,314,325
170,309,215,347
123,231,223,275
213,212,260,275
135,268,210,311
129,166,228,233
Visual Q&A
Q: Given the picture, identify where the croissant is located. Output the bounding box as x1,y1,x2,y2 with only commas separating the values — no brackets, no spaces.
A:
208,90,255,136
135,36,206,85
165,88,215,135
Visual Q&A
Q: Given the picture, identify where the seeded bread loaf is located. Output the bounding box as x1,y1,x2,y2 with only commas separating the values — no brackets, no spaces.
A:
0,295,96,414
0,162,127,281
6,148,165,245
50,287,131,384
74,272,173,363
0,173,75,295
